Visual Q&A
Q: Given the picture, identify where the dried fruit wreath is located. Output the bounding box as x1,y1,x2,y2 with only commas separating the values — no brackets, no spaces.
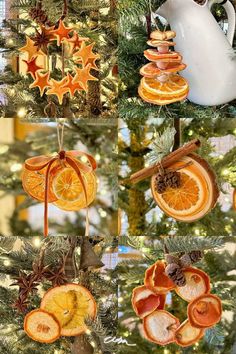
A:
132,250,222,347
19,0,99,116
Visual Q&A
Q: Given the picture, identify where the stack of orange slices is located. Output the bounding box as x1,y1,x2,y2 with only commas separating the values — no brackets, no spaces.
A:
139,30,189,105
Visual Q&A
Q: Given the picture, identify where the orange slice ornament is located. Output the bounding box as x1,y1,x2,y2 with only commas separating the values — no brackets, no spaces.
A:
40,284,97,336
151,154,219,222
139,30,189,105
175,267,211,302
53,170,97,211
132,285,166,318
188,294,222,329
24,309,61,343
143,310,180,345
175,319,205,347
144,261,175,294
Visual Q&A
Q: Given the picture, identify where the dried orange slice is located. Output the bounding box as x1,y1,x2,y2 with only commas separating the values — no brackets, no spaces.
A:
144,49,182,63
151,154,219,222
53,171,97,211
144,261,175,294
140,63,187,78
175,319,205,347
22,166,58,203
143,310,180,345
147,40,176,48
40,284,97,336
150,30,176,41
52,167,85,202
188,294,222,329
132,285,166,318
24,309,61,343
175,267,211,302
138,82,188,106
141,76,189,97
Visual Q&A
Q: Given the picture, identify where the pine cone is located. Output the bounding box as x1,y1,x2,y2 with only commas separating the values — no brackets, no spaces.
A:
155,173,166,194
164,171,181,189
165,263,186,287
29,7,52,26
165,254,179,265
179,253,192,267
189,250,203,263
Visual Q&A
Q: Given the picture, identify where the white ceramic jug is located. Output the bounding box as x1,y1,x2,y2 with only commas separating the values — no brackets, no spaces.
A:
157,0,236,106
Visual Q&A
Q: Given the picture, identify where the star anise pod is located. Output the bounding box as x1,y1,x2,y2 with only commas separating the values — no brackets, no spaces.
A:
12,297,29,313
44,265,68,287
32,262,50,281
11,271,39,295
32,28,51,53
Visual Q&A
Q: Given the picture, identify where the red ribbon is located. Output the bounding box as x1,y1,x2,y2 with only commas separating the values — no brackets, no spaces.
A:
24,150,97,237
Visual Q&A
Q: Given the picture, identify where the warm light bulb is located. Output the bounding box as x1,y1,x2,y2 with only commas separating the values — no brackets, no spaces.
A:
188,130,193,136
3,259,11,266
222,169,229,176
33,237,41,248
95,154,101,161
17,107,27,118
10,163,22,172
0,145,9,154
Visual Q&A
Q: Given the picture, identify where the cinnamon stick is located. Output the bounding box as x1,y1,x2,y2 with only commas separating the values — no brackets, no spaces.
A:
130,139,201,184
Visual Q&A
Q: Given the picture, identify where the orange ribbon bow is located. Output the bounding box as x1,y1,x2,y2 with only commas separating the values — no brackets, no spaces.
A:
24,150,97,237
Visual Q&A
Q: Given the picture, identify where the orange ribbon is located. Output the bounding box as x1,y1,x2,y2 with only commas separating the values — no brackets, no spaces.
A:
24,150,97,237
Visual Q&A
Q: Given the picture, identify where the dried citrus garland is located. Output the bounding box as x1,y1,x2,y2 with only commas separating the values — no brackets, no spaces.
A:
24,284,97,343
22,123,97,236
132,253,222,347
19,0,99,107
139,30,189,105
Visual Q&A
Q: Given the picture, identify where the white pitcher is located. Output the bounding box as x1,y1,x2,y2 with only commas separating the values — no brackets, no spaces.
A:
157,0,236,106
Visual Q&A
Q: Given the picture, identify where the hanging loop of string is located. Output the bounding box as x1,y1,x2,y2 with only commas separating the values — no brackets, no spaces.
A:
56,119,65,151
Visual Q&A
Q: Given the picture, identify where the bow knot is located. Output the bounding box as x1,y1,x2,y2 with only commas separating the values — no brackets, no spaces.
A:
24,150,97,237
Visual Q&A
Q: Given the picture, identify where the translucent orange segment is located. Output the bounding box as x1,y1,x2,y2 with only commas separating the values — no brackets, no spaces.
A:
52,168,84,202
161,172,200,211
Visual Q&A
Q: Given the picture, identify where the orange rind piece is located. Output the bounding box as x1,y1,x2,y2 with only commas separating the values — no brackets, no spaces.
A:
188,294,222,329
150,30,176,41
151,154,219,221
40,283,97,337
175,267,211,302
132,285,166,318
143,310,180,345
24,309,61,343
175,319,205,347
144,261,175,294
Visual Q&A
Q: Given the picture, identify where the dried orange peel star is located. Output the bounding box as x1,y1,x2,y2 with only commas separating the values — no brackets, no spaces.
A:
51,19,73,46
74,41,99,67
19,36,45,60
132,285,166,318
22,57,43,78
46,77,69,104
29,71,51,96
73,64,98,91
144,261,175,294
